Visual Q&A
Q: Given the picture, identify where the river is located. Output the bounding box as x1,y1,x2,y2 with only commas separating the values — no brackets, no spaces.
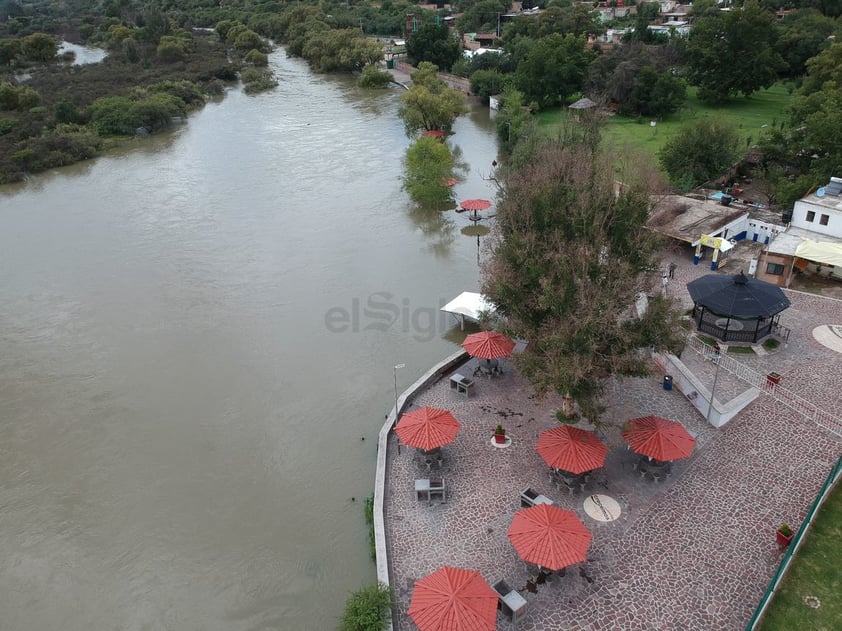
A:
0,50,498,630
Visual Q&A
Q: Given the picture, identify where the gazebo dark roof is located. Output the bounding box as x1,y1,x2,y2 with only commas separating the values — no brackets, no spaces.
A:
687,272,791,318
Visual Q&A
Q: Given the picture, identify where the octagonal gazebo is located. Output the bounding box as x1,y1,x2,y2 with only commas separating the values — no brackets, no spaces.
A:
687,272,791,343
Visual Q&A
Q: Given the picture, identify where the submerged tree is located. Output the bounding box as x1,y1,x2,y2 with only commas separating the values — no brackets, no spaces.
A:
398,62,468,136
403,135,455,207
482,126,685,423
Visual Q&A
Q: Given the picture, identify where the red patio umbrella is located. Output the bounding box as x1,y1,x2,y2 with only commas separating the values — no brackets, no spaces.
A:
408,566,498,631
396,407,460,452
621,415,696,462
507,504,592,571
536,425,608,475
461,331,515,360
422,129,445,140
459,198,492,212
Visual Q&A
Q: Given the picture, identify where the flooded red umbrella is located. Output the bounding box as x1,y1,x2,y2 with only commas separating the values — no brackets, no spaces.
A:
422,129,445,140
459,199,492,212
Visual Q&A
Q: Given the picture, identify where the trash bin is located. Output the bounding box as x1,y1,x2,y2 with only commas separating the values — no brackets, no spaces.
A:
386,59,395,69
663,375,673,391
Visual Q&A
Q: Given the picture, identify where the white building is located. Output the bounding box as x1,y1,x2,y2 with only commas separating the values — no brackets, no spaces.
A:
758,177,842,286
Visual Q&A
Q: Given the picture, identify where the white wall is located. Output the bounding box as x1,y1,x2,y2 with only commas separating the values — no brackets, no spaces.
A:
792,199,842,237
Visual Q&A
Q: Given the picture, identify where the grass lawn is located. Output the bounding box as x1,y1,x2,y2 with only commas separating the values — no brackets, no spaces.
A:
757,479,842,631
763,338,781,350
538,83,794,164
727,345,755,354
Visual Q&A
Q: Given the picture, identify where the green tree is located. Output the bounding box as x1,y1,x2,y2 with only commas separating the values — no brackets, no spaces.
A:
0,82,19,110
658,118,740,187
515,33,592,109
398,62,468,136
626,2,668,44
403,135,455,207
53,100,82,125
405,23,462,72
233,29,265,54
358,65,392,89
0,39,21,66
800,42,842,96
456,0,508,34
470,69,506,100
340,582,392,631
5,85,39,110
775,9,837,79
20,33,58,62
302,29,383,73
483,132,685,422
495,87,535,154
789,86,842,181
156,36,187,63
90,96,142,134
630,66,686,118
684,1,786,102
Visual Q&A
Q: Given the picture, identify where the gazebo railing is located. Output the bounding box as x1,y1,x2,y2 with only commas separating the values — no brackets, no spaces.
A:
696,319,772,343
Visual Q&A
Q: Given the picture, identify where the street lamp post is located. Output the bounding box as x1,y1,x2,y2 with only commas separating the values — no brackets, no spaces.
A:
394,363,405,422
706,350,721,422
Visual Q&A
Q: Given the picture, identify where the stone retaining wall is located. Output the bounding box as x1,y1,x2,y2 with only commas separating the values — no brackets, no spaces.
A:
372,349,469,630
653,350,759,427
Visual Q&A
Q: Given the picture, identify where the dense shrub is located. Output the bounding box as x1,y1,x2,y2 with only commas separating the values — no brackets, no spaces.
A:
16,86,41,110
233,29,265,53
148,80,205,107
0,118,16,135
470,69,506,100
20,32,57,62
244,49,268,67
90,96,140,134
358,65,392,89
340,583,392,631
157,36,188,63
131,93,186,130
53,100,83,125
241,67,278,94
0,82,19,110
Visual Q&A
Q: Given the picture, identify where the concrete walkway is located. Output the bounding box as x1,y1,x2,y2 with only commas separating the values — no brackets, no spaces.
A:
383,253,842,630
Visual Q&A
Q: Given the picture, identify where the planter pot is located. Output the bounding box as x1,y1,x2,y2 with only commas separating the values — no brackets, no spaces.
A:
494,432,506,444
776,529,794,547
766,372,781,387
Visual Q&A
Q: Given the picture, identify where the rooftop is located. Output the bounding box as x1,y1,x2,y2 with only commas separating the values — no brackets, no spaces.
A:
766,225,842,256
648,194,749,244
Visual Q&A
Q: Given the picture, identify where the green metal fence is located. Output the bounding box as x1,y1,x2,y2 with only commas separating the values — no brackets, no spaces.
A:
745,454,842,630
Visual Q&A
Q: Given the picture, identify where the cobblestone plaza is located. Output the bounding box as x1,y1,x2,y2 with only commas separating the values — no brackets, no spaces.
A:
382,255,842,630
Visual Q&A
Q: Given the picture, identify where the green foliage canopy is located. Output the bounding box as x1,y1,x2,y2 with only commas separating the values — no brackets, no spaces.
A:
483,131,685,421
403,135,455,207
405,23,462,72
398,62,468,136
515,33,593,109
340,582,392,631
658,118,740,188
684,0,786,102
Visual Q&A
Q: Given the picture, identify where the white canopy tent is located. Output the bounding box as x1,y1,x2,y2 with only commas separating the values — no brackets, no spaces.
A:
795,239,842,268
440,292,496,329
